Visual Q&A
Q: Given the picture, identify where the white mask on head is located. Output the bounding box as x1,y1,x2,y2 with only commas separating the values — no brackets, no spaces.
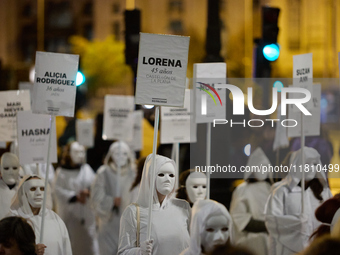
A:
70,142,85,165
304,157,318,181
1,153,20,185
24,179,45,208
201,214,230,253
156,162,175,196
112,148,129,167
185,172,207,203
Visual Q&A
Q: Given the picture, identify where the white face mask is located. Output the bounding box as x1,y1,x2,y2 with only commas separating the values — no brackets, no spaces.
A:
1,153,20,185
304,157,319,181
253,171,268,181
24,179,45,208
185,172,207,203
296,158,319,181
70,142,85,165
156,162,175,196
112,149,129,167
201,215,230,253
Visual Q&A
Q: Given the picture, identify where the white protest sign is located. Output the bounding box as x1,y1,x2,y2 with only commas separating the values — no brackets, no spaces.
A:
194,63,227,123
76,119,94,148
292,53,313,111
0,90,31,142
135,33,190,107
32,51,79,117
19,82,34,107
288,84,321,138
0,142,6,148
16,111,57,165
103,95,135,141
127,110,144,151
161,89,197,144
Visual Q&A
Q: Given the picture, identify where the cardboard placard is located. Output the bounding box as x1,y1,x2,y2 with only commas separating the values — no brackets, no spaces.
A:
76,119,94,148
292,53,313,111
135,33,190,107
16,111,57,165
0,90,31,142
103,95,135,141
194,63,227,123
19,82,34,107
32,51,79,117
127,110,144,151
0,142,6,148
160,89,197,144
288,84,321,137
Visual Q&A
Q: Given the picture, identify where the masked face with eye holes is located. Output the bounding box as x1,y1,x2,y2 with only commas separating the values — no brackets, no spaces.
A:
185,172,207,204
201,214,230,254
23,178,45,209
70,142,86,165
0,153,20,186
155,162,176,197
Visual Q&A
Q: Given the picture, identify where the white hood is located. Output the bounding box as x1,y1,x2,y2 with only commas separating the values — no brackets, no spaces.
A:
244,147,271,181
10,175,52,218
285,147,327,191
187,199,232,255
136,154,176,208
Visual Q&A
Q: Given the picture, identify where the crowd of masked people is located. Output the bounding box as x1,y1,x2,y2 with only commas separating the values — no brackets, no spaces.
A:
1,139,340,255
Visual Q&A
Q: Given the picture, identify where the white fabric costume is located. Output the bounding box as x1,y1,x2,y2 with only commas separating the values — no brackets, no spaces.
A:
264,147,332,255
118,154,191,255
54,163,99,255
9,175,72,255
0,152,20,219
230,147,271,255
180,199,233,255
0,179,18,219
91,141,136,255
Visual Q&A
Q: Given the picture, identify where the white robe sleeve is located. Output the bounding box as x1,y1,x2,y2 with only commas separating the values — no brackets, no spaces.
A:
118,205,141,255
54,169,77,203
265,187,310,253
55,213,73,255
230,184,252,232
90,168,115,218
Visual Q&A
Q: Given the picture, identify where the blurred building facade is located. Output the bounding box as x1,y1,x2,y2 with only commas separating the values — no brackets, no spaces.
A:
0,0,340,91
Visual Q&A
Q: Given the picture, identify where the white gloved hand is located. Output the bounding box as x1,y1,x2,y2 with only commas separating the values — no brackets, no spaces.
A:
140,239,153,255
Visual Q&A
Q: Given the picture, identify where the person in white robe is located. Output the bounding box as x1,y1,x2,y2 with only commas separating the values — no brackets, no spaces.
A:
118,154,191,255
230,147,271,255
0,152,21,220
180,199,233,255
91,141,136,255
264,147,332,255
54,141,99,255
9,175,72,255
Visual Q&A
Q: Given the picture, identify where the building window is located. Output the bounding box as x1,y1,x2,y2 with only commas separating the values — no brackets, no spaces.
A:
22,3,33,17
84,23,93,40
287,0,301,50
169,20,183,34
83,1,93,16
112,3,120,14
113,21,120,40
168,0,183,13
